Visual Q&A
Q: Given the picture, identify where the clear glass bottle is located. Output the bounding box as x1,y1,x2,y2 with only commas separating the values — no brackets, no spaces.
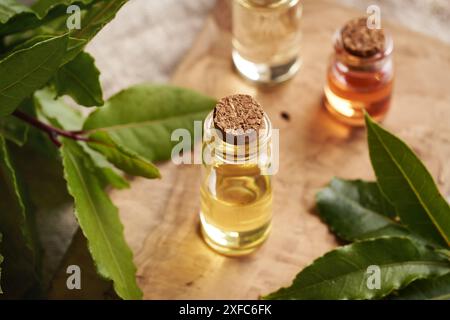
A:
200,111,273,256
323,27,394,126
232,0,303,84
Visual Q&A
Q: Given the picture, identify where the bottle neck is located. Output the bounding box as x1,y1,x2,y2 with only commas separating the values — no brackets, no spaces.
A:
332,29,393,72
203,111,272,165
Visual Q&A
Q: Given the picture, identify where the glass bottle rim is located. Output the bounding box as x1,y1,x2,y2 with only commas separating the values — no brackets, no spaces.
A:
203,110,272,163
236,0,299,9
204,110,272,145
332,27,394,67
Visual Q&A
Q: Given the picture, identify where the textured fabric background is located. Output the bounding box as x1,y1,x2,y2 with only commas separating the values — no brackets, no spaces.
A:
338,0,450,43
87,0,216,97
87,0,450,98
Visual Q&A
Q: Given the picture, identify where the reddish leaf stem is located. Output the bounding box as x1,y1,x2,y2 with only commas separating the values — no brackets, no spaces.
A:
12,110,90,147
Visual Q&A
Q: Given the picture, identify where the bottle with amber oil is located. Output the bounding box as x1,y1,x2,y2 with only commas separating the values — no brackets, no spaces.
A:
324,17,394,126
232,0,303,84
200,95,273,256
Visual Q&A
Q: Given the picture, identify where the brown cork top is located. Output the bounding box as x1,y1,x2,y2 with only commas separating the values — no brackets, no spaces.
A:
213,94,265,143
341,17,385,58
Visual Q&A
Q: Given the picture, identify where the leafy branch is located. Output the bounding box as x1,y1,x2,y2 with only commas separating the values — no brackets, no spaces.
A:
0,0,216,299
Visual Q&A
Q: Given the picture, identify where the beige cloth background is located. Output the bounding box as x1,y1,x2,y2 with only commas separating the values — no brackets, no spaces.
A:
88,0,450,99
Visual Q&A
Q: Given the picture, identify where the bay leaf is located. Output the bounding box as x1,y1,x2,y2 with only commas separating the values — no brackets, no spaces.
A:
0,0,32,24
84,84,216,162
53,51,104,107
1,0,125,69
264,237,450,300
31,0,95,18
365,114,450,246
316,178,434,246
63,0,128,61
0,98,36,146
0,115,29,146
60,138,142,300
34,88,129,189
95,166,129,190
0,35,68,116
47,229,118,299
0,137,41,298
88,131,160,179
0,0,96,36
34,88,83,130
389,273,450,300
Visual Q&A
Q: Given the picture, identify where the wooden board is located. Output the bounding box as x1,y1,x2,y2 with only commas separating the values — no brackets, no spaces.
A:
110,0,450,299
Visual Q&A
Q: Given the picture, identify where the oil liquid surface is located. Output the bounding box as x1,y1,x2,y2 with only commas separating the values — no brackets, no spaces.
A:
324,60,393,125
200,163,272,256
232,0,302,83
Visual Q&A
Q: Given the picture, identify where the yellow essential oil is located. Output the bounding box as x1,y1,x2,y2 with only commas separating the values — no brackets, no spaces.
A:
200,95,273,256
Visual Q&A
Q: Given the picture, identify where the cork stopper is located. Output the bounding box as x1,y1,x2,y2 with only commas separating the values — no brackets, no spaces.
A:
213,94,265,144
341,17,385,58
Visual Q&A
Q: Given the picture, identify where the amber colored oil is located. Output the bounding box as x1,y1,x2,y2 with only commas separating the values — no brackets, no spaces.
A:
324,61,393,126
323,27,394,126
200,162,272,256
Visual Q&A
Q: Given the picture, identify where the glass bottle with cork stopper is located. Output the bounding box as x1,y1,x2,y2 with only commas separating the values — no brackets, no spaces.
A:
323,17,394,126
232,0,303,84
200,94,273,256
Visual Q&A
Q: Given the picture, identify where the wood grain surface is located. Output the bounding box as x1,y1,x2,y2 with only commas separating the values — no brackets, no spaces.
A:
107,0,450,299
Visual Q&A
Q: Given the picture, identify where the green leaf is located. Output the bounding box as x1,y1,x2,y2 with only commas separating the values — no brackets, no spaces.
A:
8,140,73,226
316,178,404,241
80,139,130,190
389,273,450,300
34,88,129,189
88,131,160,179
4,35,84,63
84,84,217,162
0,0,124,66
0,115,29,146
60,138,142,299
264,237,450,300
0,98,35,147
0,0,97,36
0,0,32,24
96,166,129,190
16,109,60,160
34,88,83,130
47,229,119,299
53,51,104,106
437,249,450,261
316,178,420,242
63,0,128,61
31,0,95,18
365,113,450,246
7,136,125,293
0,35,68,116
0,98,35,146
0,137,41,298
